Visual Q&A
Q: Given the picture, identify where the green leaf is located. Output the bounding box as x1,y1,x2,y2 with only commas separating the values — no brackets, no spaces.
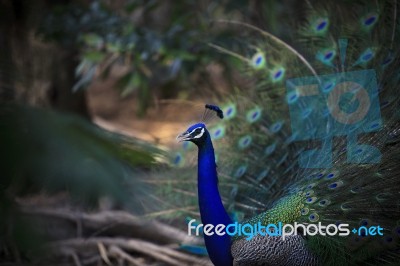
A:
121,73,142,97
83,51,105,63
106,41,124,53
82,33,103,47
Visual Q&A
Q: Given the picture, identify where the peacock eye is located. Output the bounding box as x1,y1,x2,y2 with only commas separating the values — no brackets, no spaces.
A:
191,127,205,139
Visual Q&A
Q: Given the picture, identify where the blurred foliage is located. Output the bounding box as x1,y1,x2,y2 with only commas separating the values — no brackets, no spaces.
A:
40,1,225,113
0,104,162,206
0,103,165,259
38,0,277,115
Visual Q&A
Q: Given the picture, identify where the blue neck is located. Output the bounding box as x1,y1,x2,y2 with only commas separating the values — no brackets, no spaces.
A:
197,132,233,266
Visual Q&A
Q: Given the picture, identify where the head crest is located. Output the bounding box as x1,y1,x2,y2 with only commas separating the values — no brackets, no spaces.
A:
203,104,224,122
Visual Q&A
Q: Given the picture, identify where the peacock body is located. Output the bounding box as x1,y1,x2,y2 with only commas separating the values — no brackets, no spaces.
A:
150,1,400,265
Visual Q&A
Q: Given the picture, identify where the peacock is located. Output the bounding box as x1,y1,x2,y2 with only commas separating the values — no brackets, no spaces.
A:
147,1,400,265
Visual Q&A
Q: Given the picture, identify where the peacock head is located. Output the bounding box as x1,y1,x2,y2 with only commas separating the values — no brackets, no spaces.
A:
176,104,223,147
176,123,208,146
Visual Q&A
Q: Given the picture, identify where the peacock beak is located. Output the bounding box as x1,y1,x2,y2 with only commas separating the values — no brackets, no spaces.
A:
176,132,191,142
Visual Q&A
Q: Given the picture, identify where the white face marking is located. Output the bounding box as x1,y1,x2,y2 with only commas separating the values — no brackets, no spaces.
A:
187,127,205,139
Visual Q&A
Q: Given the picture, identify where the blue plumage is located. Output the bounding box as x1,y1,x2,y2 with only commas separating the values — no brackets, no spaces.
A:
178,121,233,266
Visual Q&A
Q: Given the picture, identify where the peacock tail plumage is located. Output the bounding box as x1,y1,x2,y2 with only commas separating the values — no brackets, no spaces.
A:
147,1,400,265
